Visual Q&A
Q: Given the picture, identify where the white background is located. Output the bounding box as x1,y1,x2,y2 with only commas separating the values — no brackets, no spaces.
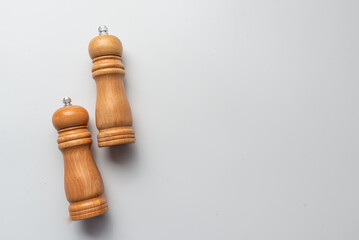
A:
0,0,358,239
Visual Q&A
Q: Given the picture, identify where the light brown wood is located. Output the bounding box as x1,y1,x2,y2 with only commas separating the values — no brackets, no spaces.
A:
52,104,108,221
89,32,136,147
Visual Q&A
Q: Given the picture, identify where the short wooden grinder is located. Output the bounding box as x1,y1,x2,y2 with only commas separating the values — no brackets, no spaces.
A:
89,26,136,147
52,97,108,221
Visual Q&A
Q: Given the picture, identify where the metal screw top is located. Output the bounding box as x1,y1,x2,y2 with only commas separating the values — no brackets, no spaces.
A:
98,25,109,35
63,97,72,107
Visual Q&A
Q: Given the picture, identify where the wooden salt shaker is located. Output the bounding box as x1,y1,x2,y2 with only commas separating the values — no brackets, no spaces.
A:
52,97,108,221
89,26,136,147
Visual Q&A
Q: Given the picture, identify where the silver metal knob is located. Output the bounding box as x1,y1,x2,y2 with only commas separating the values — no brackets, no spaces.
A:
63,97,72,107
98,25,109,35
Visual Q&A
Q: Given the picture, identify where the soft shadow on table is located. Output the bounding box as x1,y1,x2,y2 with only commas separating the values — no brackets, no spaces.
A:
108,143,136,165
81,213,110,236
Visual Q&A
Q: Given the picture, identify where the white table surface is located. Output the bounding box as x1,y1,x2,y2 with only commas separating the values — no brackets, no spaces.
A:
0,0,358,239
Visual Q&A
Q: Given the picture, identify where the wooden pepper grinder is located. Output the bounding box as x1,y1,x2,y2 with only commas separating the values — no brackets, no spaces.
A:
52,97,108,221
88,26,136,147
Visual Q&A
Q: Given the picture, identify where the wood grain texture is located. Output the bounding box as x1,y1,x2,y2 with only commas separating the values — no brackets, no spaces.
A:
89,34,136,147
52,105,108,221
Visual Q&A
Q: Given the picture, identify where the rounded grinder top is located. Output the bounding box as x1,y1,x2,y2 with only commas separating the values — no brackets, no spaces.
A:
88,25,123,59
52,97,89,131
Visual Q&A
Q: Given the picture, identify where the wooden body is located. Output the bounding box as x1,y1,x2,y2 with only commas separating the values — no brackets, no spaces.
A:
89,34,135,147
52,105,108,221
